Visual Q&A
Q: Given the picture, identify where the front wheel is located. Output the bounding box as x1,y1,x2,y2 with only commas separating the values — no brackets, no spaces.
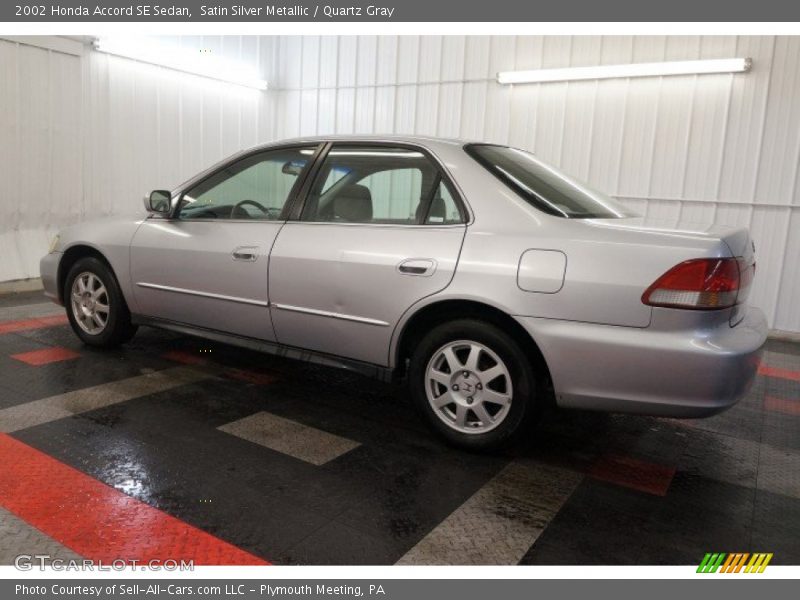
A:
64,257,138,347
408,319,539,450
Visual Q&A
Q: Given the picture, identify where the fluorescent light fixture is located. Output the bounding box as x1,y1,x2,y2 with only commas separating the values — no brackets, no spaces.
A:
497,58,752,85
93,37,267,90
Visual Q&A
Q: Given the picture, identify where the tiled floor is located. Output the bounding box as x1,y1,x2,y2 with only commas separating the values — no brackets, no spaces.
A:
0,290,799,566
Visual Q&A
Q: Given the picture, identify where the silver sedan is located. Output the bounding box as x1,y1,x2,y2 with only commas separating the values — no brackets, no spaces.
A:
40,136,767,449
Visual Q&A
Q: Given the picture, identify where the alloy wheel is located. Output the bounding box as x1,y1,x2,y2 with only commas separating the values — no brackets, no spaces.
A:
425,339,513,434
70,271,110,335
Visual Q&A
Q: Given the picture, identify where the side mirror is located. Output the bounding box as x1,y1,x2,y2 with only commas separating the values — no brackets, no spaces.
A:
145,190,172,215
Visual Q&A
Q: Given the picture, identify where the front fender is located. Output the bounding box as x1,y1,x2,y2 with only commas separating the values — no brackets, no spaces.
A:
54,215,146,312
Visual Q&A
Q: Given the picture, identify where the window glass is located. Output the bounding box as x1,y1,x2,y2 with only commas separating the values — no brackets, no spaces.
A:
466,144,634,219
301,145,462,225
423,181,463,225
358,168,423,221
179,147,316,220
320,166,352,193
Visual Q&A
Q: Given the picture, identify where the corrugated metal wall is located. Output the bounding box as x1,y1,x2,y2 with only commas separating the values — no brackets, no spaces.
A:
1,35,799,332
0,39,82,284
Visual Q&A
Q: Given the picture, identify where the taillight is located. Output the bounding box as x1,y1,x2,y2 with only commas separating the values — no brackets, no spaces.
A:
642,257,749,310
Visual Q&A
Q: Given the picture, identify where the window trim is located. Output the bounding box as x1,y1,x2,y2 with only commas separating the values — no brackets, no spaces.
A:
169,143,325,222
288,141,469,227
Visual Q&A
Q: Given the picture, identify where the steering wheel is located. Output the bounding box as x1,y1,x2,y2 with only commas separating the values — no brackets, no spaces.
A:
230,199,273,219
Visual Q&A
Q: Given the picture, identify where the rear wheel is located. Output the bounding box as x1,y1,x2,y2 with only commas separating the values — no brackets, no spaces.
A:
409,319,539,450
64,257,137,347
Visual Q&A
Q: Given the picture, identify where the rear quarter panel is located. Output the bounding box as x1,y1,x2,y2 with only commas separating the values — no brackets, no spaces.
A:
427,145,733,330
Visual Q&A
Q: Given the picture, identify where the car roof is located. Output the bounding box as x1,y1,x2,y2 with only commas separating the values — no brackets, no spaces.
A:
248,134,480,153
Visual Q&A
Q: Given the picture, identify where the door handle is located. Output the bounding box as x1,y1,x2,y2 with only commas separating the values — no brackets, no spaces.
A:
398,258,436,277
232,246,259,262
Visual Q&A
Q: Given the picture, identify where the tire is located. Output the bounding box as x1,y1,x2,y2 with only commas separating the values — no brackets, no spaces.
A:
64,257,138,347
408,319,539,451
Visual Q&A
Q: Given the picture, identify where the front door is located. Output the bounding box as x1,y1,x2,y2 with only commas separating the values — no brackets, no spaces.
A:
130,145,319,341
268,144,468,365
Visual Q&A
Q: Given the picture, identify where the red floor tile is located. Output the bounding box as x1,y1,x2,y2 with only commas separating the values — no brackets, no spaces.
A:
161,350,209,366
226,368,278,385
0,314,68,335
589,454,677,496
0,433,268,565
11,346,80,366
759,364,800,382
764,395,800,416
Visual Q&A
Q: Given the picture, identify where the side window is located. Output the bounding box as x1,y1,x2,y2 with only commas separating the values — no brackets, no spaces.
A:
320,166,351,193
178,146,316,221
301,145,462,225
358,168,423,221
423,181,463,225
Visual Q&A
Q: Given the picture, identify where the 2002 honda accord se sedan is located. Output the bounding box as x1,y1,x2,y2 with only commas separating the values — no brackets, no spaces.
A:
40,136,768,449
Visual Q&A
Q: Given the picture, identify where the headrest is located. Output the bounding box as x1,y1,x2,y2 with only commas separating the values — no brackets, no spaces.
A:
334,184,373,222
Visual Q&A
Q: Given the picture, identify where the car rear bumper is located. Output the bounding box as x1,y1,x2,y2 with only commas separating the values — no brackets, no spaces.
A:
40,252,62,305
515,306,768,417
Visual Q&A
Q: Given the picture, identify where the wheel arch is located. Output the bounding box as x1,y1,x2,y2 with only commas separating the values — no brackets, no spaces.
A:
392,298,552,391
57,244,115,303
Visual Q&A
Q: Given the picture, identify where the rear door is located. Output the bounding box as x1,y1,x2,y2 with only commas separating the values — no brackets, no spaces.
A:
268,143,468,365
130,145,320,340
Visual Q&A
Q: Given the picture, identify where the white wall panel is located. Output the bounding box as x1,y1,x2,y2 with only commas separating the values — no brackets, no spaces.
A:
414,84,438,135
375,36,397,86
417,37,442,83
335,88,355,133
355,87,376,132
436,83,463,138
775,210,800,329
718,36,775,203
393,86,415,134
3,35,800,333
300,36,320,89
317,88,337,134
396,36,419,85
458,81,487,140
299,89,318,135
373,86,395,132
0,39,82,282
356,36,378,87
756,37,800,206
464,36,490,80
441,36,466,81
318,36,338,89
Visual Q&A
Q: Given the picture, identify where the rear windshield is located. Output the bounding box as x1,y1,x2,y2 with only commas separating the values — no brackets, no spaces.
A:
465,144,634,219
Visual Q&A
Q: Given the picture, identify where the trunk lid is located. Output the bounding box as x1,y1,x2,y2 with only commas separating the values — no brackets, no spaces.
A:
589,217,752,257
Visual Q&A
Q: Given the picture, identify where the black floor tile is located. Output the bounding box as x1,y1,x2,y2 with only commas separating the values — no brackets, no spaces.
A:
521,478,660,565
761,412,800,452
751,488,800,564
279,521,402,565
675,428,760,489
